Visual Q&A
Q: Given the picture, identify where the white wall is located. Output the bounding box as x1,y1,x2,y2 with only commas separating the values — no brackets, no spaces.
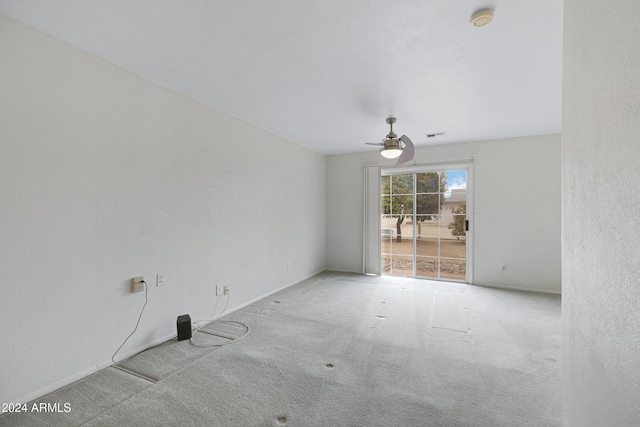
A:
0,14,326,403
563,1,640,425
326,134,561,293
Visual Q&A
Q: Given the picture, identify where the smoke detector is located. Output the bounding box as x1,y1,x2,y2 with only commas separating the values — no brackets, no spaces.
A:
471,8,494,27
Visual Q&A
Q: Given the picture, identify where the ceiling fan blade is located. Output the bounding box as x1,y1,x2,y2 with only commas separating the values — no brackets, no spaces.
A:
365,142,384,146
396,135,415,165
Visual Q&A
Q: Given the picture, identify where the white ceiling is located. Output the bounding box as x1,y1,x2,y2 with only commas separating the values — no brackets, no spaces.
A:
0,1,563,155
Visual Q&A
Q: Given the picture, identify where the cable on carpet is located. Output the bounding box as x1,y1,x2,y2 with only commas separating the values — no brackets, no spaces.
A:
190,289,250,347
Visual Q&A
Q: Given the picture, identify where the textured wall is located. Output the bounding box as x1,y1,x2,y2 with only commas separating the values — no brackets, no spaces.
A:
0,14,325,403
326,134,561,293
563,1,640,425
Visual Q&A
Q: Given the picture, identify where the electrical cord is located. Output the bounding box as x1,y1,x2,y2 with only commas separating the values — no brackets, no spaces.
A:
191,289,231,333
190,320,251,347
111,280,148,363
110,283,249,363
190,290,250,347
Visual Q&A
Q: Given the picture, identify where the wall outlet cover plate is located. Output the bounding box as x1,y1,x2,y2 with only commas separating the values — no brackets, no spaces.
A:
131,277,145,293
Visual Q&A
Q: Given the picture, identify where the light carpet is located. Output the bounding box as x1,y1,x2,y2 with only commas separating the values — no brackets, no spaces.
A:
0,271,561,426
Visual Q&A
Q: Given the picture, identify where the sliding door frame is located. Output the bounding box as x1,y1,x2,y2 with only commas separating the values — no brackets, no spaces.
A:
381,162,474,284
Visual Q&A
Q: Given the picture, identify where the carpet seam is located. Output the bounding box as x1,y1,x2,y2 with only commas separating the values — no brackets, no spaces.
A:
79,346,223,426
78,341,225,425
110,365,158,383
79,372,155,427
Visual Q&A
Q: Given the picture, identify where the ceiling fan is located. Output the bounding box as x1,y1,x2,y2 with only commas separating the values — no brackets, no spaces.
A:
365,117,415,165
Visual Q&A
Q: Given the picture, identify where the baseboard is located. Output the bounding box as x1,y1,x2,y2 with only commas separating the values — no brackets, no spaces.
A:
224,268,327,314
323,270,561,295
106,332,179,367
11,330,177,405
13,364,100,405
473,282,561,295
11,268,327,404
324,268,362,275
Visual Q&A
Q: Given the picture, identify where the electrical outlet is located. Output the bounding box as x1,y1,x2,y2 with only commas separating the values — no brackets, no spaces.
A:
216,285,223,296
156,273,164,287
131,277,145,293
224,285,229,295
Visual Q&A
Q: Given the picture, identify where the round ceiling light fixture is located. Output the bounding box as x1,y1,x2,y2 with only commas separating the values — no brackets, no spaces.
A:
380,146,403,159
470,8,494,27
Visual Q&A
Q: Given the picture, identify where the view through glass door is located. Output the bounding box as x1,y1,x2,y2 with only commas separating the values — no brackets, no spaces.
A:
381,169,468,281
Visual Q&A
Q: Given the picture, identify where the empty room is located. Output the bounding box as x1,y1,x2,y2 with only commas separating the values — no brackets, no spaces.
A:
1,1,638,426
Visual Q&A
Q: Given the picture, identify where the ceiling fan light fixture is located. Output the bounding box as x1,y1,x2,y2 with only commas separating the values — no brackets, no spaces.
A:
364,117,414,164
380,146,403,159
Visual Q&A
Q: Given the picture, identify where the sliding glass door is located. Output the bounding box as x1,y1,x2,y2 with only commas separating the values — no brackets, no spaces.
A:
381,167,470,282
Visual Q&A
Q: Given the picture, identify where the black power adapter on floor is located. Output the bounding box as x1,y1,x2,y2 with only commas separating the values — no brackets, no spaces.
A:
177,314,192,341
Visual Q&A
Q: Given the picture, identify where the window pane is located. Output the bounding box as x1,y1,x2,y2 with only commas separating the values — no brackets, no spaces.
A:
381,175,390,195
442,191,466,215
444,170,467,192
451,215,467,239
416,236,438,257
390,195,413,215
440,258,466,280
381,195,391,215
381,215,395,230
381,232,392,255
416,216,439,236
391,174,413,194
391,255,413,276
416,194,441,215
416,172,442,193
416,256,438,278
389,219,413,254
402,217,415,239
440,237,466,259
439,214,455,237
382,255,391,274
